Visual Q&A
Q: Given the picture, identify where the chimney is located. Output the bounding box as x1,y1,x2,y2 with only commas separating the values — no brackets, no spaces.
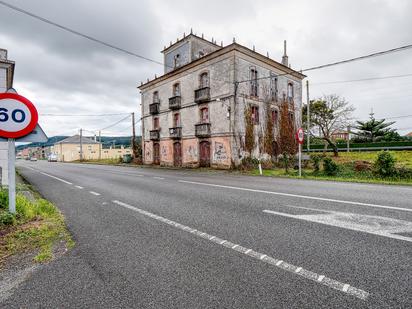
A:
281,40,289,67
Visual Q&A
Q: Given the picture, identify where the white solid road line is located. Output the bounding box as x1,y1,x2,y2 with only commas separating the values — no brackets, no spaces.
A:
178,180,412,213
89,191,101,196
39,172,73,185
112,199,369,301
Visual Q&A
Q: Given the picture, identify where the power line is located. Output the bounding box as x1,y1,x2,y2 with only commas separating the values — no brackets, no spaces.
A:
311,73,412,85
40,112,132,117
97,114,131,131
0,0,165,67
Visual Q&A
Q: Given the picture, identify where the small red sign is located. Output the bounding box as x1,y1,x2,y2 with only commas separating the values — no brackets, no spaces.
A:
296,128,304,144
0,93,38,138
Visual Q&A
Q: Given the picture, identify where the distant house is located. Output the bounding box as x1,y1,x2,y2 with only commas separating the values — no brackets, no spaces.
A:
406,132,412,137
52,135,132,162
331,131,349,141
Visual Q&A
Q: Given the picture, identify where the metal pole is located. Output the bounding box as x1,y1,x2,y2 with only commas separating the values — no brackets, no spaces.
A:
79,128,83,161
98,130,101,160
298,143,302,177
8,138,15,213
131,112,137,158
306,80,310,151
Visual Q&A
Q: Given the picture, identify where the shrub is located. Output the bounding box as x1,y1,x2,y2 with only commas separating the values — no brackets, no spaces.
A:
0,211,16,226
310,154,323,172
323,157,339,176
396,167,412,180
354,160,372,172
240,157,259,170
260,159,274,169
0,189,8,209
374,151,396,177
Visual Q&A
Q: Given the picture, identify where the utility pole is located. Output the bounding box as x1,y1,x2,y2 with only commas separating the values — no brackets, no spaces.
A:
347,125,351,152
98,130,102,160
131,112,137,158
79,128,83,161
306,80,310,151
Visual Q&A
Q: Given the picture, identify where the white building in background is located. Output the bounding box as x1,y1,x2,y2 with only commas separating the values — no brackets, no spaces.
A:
0,49,15,185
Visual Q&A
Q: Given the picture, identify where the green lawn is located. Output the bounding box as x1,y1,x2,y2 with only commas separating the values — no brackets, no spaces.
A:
322,151,412,168
0,181,73,267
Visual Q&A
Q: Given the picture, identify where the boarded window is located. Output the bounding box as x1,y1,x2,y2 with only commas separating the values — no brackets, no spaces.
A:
272,109,279,125
153,117,159,129
200,72,209,88
251,106,259,124
287,82,294,102
173,113,181,127
153,91,159,103
270,73,278,101
200,107,209,123
173,83,180,96
174,54,180,68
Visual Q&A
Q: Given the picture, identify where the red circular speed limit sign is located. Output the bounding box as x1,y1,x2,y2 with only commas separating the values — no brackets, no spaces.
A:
0,93,38,138
296,127,304,144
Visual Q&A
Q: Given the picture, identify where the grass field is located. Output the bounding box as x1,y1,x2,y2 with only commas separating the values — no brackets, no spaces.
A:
0,180,73,267
323,151,412,168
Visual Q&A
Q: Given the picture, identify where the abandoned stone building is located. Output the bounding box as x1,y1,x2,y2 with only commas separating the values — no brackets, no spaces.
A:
138,32,305,168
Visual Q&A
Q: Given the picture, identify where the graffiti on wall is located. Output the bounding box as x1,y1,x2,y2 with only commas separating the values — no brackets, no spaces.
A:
161,145,168,159
186,145,198,161
214,142,228,162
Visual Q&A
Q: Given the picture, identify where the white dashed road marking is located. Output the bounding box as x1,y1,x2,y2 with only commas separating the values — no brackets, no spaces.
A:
89,191,101,196
153,176,165,180
39,172,72,185
178,180,412,213
75,185,84,189
112,199,369,301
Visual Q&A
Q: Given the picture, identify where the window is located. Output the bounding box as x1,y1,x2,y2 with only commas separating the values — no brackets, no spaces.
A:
153,91,159,103
173,113,181,127
287,82,294,102
251,106,259,124
153,117,159,129
198,51,205,58
270,73,278,101
200,107,209,123
173,83,180,96
289,112,294,123
174,54,180,68
199,72,209,88
250,68,258,97
271,109,279,125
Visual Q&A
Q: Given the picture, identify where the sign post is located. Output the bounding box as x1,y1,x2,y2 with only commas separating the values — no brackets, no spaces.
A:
0,90,38,213
296,128,304,177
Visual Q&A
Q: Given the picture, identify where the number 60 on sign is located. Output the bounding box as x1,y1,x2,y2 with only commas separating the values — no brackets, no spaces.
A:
0,93,38,138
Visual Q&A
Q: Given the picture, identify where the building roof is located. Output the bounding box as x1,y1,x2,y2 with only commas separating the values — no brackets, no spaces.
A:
55,135,99,145
161,33,221,53
139,42,306,90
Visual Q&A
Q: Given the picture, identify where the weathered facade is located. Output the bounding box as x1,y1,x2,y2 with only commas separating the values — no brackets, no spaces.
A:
139,33,305,168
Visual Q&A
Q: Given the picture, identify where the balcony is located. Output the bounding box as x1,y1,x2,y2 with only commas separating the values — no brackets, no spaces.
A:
149,103,160,115
169,127,182,139
195,123,211,138
194,87,210,103
169,96,181,110
149,129,160,140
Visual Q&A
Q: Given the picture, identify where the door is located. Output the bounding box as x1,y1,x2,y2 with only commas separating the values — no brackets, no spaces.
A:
199,141,210,167
153,143,160,165
173,142,182,167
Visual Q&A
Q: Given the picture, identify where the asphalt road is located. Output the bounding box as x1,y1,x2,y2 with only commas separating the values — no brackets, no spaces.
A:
3,160,412,308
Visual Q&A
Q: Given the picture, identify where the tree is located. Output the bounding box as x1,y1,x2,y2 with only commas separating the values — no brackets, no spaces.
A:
278,98,297,172
353,113,396,142
303,94,354,157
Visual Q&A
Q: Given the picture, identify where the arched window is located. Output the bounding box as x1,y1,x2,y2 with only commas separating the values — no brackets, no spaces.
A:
173,83,180,96
174,54,180,68
287,82,294,102
153,91,159,103
198,51,205,58
200,72,209,88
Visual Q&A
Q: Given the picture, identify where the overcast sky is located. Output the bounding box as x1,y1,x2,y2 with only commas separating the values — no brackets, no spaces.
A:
1,0,411,137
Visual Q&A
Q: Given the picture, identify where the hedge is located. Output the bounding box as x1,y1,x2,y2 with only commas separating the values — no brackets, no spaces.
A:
307,141,412,150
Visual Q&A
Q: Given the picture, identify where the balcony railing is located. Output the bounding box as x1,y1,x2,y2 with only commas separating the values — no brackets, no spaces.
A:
195,123,211,137
169,127,182,139
149,129,160,140
194,87,210,103
169,96,181,110
149,103,160,115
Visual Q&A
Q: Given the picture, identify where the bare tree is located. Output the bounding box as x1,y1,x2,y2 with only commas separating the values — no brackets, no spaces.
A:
278,97,297,172
303,94,354,156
